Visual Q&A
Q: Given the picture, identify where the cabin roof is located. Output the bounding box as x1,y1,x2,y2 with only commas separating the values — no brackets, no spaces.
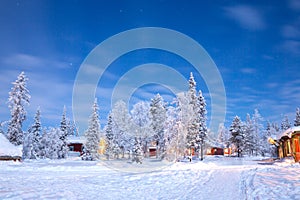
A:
277,126,300,140
0,133,22,157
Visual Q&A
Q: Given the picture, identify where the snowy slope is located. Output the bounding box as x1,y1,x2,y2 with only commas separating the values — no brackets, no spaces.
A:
0,133,22,156
0,156,299,199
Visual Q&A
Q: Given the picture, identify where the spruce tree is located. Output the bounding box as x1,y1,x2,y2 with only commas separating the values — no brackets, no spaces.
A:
105,112,114,160
83,99,101,160
197,90,207,160
7,72,30,145
229,116,243,157
23,108,42,159
294,108,300,126
186,72,198,152
58,106,68,159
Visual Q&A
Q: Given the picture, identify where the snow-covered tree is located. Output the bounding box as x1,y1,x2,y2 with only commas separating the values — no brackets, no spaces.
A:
7,72,30,145
294,108,300,126
111,100,132,158
243,114,255,156
0,121,5,136
105,112,114,160
186,72,198,151
132,137,143,164
150,94,167,159
217,123,230,147
252,109,265,156
131,101,153,157
166,94,189,160
196,90,207,160
58,106,68,159
83,99,101,160
41,128,62,159
22,131,33,159
23,108,42,159
281,115,291,131
229,116,243,157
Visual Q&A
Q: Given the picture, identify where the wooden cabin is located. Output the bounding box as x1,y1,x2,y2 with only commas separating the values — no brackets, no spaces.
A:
0,133,22,161
276,126,300,162
67,136,84,155
206,147,224,155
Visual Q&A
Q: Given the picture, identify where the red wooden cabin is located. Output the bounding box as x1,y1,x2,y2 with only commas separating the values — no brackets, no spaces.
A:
276,126,300,162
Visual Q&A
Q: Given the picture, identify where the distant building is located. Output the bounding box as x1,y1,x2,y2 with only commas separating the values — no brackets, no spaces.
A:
67,136,84,156
206,147,224,155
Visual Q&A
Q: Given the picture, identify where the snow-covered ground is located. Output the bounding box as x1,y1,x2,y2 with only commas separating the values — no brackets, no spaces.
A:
0,156,299,200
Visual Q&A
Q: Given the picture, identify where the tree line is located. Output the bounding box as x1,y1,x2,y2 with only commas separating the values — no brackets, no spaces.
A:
84,72,207,162
1,71,299,162
217,108,300,157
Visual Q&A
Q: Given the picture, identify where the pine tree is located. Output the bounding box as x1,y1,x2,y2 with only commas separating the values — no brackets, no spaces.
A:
197,90,207,160
58,106,68,159
23,108,42,159
105,112,114,160
150,93,167,159
229,116,243,157
83,99,101,160
186,72,198,152
281,115,291,131
7,72,30,145
294,108,300,126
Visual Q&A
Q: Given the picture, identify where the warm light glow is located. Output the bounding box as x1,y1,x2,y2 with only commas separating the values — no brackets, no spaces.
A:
268,137,278,146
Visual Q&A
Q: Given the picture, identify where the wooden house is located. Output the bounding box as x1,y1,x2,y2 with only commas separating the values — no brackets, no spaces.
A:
0,133,22,161
67,136,84,155
206,147,224,155
275,126,300,162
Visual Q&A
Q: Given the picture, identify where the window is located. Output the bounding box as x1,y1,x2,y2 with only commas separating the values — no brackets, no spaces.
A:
69,146,74,151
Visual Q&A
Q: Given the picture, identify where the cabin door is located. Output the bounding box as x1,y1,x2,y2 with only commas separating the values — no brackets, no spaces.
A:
293,136,300,162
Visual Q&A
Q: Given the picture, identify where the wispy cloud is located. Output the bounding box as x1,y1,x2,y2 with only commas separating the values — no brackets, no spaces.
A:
280,40,300,55
240,67,256,74
0,53,75,128
2,53,71,70
282,24,300,39
224,5,266,31
288,0,300,11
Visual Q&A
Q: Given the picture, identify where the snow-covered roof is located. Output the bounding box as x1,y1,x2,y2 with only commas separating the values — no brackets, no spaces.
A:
0,133,22,157
67,136,85,144
276,126,300,140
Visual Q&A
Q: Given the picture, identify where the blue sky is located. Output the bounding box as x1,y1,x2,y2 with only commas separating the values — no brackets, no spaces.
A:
0,0,300,133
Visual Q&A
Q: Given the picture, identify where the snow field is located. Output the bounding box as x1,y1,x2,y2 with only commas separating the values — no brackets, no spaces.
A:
0,157,299,200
